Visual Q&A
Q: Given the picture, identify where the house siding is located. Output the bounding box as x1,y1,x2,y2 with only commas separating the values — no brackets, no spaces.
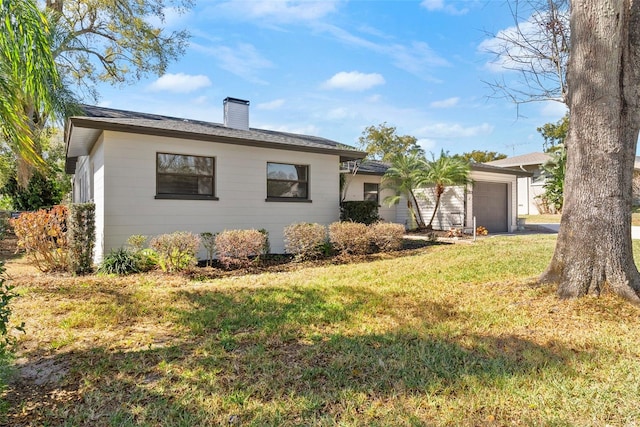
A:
84,131,341,260
342,174,397,223
393,170,518,232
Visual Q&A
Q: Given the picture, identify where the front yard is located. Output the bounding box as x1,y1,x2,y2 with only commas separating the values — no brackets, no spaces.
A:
3,235,640,426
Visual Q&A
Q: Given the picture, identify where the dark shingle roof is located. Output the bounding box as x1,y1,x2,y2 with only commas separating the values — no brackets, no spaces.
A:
65,104,366,173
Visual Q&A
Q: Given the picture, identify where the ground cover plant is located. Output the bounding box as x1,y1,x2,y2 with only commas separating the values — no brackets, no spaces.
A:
2,235,640,426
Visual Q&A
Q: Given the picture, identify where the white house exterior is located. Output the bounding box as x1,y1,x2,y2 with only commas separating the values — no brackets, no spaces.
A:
487,152,551,215
66,99,366,262
343,161,529,233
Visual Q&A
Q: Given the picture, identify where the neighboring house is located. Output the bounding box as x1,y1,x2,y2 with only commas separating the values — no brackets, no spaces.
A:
487,152,551,215
342,160,531,233
65,98,366,262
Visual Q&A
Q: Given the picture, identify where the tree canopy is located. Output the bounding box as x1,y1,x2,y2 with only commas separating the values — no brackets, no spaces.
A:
358,123,423,162
455,150,507,164
537,113,568,152
49,0,192,98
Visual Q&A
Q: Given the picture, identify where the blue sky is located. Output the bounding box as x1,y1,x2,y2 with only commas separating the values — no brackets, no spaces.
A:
95,0,568,157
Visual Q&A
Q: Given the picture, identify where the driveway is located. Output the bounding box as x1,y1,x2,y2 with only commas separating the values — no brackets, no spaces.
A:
532,223,640,240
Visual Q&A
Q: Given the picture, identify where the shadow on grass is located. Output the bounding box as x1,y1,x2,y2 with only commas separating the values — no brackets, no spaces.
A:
3,285,584,425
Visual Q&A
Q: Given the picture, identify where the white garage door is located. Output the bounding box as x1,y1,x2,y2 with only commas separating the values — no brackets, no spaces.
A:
473,182,508,233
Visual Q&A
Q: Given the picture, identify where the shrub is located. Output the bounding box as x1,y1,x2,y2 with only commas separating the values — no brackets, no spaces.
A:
98,248,140,275
200,232,217,267
369,222,405,252
136,248,159,271
126,234,147,252
283,222,327,260
258,228,270,255
150,231,201,273
215,229,266,268
68,203,95,275
329,222,371,255
0,261,23,353
340,200,379,225
10,205,69,272
125,235,157,271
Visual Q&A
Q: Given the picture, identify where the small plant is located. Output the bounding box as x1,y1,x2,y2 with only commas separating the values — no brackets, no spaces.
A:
368,222,405,252
98,248,140,275
126,234,147,252
476,226,489,236
329,222,371,255
258,228,270,255
0,261,24,353
10,205,69,272
200,232,217,267
150,231,201,273
283,222,327,260
215,229,266,268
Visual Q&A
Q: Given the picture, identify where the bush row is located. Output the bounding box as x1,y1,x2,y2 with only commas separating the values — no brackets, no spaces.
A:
285,221,406,259
11,206,407,275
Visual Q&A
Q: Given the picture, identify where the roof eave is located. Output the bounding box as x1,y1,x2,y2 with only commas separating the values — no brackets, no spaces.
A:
65,117,366,172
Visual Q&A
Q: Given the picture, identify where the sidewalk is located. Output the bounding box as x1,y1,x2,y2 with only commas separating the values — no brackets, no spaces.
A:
526,223,640,240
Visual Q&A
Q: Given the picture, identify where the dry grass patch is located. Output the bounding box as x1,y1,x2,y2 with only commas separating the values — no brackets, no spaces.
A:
2,235,640,426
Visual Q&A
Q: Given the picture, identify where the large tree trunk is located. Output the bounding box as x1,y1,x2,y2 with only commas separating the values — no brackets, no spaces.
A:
540,0,640,303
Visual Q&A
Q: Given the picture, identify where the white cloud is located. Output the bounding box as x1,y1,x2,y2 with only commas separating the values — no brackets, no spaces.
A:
430,97,460,108
148,73,212,93
257,99,285,110
315,23,449,80
193,42,273,84
420,0,469,15
323,71,385,91
418,138,437,151
213,0,340,24
417,122,494,139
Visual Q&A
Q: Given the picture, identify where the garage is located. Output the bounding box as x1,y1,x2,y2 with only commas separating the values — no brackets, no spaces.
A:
472,181,508,233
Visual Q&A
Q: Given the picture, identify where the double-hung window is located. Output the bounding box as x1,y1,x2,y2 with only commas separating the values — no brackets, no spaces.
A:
156,153,216,199
266,162,309,201
363,183,379,204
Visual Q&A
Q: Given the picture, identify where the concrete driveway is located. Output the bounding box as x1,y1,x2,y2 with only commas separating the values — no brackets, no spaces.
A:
531,223,640,239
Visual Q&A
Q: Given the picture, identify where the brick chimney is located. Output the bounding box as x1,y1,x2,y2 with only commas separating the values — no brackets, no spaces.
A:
223,97,250,130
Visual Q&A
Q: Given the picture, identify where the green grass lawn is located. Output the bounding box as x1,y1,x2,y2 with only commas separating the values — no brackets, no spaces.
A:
3,235,640,426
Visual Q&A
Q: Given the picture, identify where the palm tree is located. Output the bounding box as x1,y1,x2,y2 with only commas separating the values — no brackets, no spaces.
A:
382,151,429,229
423,151,471,231
0,0,61,171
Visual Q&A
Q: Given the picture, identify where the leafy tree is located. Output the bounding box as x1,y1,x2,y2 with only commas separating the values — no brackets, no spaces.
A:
48,0,192,98
358,123,423,162
382,152,429,229
539,1,640,303
455,150,507,163
537,114,568,212
0,0,61,170
537,113,569,152
423,151,471,231
540,144,566,212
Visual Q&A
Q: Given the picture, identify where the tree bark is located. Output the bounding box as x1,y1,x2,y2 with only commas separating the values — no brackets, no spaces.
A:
540,0,640,303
